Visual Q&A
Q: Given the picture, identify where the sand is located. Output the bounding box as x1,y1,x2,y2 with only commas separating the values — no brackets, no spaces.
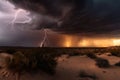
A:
0,54,120,80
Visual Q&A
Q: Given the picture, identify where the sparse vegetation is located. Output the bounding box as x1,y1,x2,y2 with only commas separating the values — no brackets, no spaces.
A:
86,53,97,59
114,61,120,66
1,47,120,80
95,58,110,68
69,52,80,56
5,49,59,75
5,49,17,54
79,70,98,80
110,49,120,57
108,47,120,57
0,47,115,75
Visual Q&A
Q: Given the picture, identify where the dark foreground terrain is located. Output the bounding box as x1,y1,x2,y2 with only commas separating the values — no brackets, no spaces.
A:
0,46,120,80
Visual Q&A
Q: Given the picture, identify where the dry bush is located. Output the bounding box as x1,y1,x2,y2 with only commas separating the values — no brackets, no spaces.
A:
114,61,120,66
79,70,98,80
110,49,120,57
95,58,110,68
86,53,97,59
6,50,58,75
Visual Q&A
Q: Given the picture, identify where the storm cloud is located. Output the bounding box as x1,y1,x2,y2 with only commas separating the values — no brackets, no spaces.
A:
8,0,120,35
1,0,120,47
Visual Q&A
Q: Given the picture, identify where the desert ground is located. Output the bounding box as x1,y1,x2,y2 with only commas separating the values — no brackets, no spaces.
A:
0,47,120,80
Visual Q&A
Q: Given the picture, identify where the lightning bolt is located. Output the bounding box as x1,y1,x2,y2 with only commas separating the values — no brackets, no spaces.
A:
10,8,49,47
11,9,22,31
40,29,48,47
11,9,32,31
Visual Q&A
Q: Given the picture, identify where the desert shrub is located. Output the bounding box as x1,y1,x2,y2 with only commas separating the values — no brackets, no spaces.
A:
110,49,120,57
86,53,97,59
36,53,57,75
7,50,57,75
69,52,80,56
5,49,17,54
95,58,110,68
114,61,120,66
0,50,4,53
7,51,28,73
79,70,97,80
107,53,112,56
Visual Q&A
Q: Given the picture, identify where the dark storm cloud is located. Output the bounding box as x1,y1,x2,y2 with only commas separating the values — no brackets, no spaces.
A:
8,0,120,36
53,0,120,34
2,0,120,47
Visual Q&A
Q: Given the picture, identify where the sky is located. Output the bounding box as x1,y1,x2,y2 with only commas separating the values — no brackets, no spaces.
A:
0,0,120,47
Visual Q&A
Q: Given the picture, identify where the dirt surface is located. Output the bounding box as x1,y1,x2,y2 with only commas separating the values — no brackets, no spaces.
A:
0,54,120,80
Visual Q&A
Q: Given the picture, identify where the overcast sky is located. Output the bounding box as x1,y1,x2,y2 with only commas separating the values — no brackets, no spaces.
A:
1,0,120,47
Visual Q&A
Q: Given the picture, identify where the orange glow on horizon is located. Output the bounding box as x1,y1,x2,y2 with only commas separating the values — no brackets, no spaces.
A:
78,40,90,47
78,39,114,47
62,35,120,47
113,39,120,46
64,36,72,47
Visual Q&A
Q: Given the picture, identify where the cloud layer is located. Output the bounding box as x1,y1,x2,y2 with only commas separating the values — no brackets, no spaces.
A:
8,0,120,35
1,0,120,47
